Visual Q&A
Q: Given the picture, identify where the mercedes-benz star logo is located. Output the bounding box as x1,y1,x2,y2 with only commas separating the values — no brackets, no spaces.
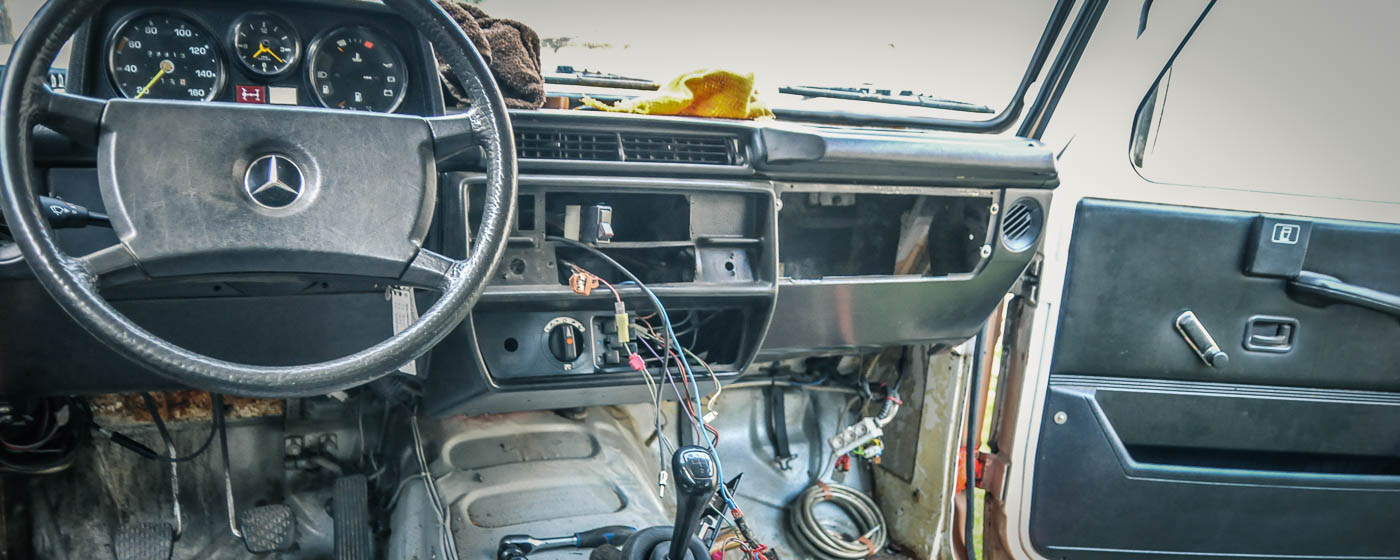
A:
243,154,304,209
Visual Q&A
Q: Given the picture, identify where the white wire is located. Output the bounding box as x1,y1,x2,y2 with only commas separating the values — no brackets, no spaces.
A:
720,381,862,394
410,410,459,560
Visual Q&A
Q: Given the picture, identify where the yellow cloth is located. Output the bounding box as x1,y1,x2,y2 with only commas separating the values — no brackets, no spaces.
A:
581,69,773,120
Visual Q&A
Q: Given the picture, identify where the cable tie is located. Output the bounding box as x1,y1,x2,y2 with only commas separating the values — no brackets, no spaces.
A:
816,480,832,501
858,535,875,558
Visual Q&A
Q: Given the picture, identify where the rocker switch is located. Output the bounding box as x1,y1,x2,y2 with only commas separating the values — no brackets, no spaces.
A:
580,205,614,244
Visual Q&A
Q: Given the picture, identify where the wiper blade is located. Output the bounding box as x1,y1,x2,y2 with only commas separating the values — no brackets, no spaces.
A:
778,85,993,114
544,66,659,91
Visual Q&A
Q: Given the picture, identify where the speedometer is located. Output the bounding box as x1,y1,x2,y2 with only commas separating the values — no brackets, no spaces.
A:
307,26,408,112
108,13,224,101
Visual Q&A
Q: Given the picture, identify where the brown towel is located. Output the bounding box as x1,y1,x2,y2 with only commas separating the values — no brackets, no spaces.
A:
437,2,545,109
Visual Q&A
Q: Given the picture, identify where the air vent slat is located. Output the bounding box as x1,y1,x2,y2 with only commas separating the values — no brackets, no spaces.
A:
514,130,621,161
514,127,744,165
620,133,737,165
1000,199,1044,253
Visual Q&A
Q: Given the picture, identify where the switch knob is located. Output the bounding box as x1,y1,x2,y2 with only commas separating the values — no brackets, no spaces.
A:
547,323,582,362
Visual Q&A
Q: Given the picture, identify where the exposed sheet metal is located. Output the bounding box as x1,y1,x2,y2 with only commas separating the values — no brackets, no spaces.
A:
88,392,284,426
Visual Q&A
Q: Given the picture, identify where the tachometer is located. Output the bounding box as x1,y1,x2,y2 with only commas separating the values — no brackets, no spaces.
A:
231,12,300,77
307,26,408,112
107,13,224,101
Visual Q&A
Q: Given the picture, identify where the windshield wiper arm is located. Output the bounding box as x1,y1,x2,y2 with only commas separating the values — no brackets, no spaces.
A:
544,66,660,91
778,85,994,114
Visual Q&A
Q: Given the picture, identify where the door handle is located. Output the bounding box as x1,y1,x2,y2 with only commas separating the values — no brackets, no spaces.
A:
1289,270,1400,319
1249,331,1289,346
1243,316,1297,353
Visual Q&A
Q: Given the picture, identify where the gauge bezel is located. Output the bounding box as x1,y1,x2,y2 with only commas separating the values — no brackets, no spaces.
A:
305,24,409,114
105,10,226,102
228,11,302,79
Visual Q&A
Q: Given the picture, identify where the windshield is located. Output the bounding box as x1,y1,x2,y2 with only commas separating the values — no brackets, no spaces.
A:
1,0,1057,123
476,0,1058,121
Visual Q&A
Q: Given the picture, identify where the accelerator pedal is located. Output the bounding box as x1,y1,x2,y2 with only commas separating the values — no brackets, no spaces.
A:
333,475,373,560
113,522,174,560
239,504,297,554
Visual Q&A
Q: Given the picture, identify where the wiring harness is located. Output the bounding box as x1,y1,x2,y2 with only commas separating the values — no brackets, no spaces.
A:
787,482,888,560
550,236,775,558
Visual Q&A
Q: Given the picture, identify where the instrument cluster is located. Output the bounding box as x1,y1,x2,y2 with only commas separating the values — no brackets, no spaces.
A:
101,5,416,113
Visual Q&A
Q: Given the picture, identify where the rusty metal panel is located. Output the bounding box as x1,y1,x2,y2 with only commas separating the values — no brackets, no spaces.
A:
88,391,283,426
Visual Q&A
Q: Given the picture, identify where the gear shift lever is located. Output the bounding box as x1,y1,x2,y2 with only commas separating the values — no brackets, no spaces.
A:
669,446,718,560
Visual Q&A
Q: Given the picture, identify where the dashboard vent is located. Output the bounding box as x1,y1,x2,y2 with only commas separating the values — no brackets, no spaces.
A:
619,133,739,165
514,127,744,165
1000,198,1044,253
515,130,620,161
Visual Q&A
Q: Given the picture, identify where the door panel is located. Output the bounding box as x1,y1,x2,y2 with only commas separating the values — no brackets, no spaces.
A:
1028,199,1400,558
1050,199,1400,391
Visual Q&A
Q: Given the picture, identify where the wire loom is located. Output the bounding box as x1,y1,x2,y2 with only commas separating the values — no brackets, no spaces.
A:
787,481,888,560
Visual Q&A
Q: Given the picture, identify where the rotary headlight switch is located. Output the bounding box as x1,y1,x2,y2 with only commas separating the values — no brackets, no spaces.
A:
544,317,586,363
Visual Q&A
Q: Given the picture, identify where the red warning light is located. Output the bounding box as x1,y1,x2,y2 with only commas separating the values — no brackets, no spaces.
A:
364,40,375,49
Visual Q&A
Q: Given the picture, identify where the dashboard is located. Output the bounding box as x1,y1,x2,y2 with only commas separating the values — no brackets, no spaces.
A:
3,0,1058,414
77,0,441,115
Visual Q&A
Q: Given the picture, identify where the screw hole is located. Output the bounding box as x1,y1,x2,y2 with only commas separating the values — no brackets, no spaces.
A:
503,338,519,352
508,258,526,275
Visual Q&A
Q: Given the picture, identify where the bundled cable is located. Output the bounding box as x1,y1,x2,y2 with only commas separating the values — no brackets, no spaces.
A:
547,236,740,509
787,482,888,560
0,397,86,474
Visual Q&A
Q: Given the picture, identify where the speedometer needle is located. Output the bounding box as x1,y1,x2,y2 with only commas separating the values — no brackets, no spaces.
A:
134,59,175,99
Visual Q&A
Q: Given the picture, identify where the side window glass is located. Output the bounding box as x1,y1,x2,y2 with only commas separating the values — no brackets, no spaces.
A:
1131,1,1398,204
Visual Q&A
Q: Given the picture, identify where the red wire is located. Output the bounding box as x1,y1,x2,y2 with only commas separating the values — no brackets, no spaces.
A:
594,274,623,304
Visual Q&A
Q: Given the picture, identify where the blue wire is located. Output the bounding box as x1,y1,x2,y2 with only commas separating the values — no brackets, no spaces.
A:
622,280,739,509
789,373,829,386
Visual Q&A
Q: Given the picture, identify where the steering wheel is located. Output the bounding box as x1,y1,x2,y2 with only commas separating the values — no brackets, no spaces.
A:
0,0,517,396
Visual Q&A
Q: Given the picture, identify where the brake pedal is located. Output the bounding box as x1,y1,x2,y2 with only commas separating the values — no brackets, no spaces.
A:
333,475,373,560
113,522,174,560
238,504,297,554
114,417,182,560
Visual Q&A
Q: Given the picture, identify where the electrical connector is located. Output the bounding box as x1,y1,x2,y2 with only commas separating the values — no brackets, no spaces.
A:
568,271,599,296
628,352,646,371
828,417,883,458
659,470,669,497
614,301,631,343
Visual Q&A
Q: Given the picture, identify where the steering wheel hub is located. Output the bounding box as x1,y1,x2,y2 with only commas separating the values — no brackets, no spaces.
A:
243,154,305,209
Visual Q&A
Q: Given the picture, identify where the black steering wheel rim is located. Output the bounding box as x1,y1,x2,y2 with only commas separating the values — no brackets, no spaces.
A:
0,0,517,396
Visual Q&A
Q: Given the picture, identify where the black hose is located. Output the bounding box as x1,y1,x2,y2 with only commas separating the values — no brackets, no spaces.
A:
964,331,986,560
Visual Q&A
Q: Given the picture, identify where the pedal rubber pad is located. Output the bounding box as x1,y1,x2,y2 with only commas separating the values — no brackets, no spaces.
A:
239,504,297,554
333,475,373,560
113,522,174,560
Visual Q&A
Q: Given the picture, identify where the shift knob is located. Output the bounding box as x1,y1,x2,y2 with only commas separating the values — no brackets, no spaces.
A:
668,446,717,559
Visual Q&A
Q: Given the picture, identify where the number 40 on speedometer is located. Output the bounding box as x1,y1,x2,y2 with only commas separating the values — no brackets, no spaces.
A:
107,13,225,101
